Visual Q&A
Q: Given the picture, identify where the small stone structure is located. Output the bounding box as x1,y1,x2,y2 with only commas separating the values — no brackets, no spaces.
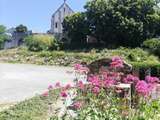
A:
87,58,132,74
4,31,32,49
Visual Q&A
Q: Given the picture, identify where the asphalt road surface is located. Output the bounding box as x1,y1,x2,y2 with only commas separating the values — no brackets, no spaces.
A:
0,63,74,104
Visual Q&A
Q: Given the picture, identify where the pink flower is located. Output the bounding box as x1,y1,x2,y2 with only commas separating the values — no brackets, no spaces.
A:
88,75,101,87
74,64,82,70
79,66,90,73
74,63,89,74
73,101,82,109
42,91,49,97
64,84,72,90
55,82,61,88
110,56,124,68
103,77,116,88
48,85,53,90
148,83,155,90
60,91,68,98
135,80,152,96
123,75,139,84
92,86,100,95
77,81,85,90
145,76,159,84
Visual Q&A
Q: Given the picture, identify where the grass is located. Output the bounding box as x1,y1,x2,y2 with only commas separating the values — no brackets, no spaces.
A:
0,47,159,67
0,89,60,120
0,103,16,112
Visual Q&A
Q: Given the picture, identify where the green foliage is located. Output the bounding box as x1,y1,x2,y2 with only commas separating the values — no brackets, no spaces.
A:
76,94,160,120
85,0,160,47
0,47,159,67
0,25,6,34
0,89,60,120
15,24,28,33
63,0,160,48
25,34,59,51
76,89,123,120
63,12,89,48
143,38,160,49
143,38,160,57
129,99,160,120
0,25,9,49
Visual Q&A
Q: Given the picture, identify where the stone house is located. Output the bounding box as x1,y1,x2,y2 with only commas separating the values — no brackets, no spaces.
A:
48,0,74,37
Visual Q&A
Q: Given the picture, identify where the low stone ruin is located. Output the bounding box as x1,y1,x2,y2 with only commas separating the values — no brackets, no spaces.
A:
87,58,132,74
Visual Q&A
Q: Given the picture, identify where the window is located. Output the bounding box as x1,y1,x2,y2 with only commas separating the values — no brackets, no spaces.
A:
64,8,65,12
55,22,58,28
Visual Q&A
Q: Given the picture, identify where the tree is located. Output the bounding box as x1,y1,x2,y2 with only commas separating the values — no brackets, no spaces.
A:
84,0,160,47
15,24,28,33
0,25,9,48
63,12,89,48
0,25,6,34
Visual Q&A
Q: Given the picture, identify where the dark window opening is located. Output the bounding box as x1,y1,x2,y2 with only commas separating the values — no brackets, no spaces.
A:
55,22,58,28
64,8,65,12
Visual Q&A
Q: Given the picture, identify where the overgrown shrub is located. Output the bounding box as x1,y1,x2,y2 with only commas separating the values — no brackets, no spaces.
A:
25,34,59,51
143,38,160,57
143,38,160,49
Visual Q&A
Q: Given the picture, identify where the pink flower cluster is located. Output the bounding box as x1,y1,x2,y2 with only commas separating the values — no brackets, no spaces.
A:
55,82,61,88
60,83,73,98
145,76,159,84
74,64,82,70
74,64,89,73
135,76,159,96
45,57,160,101
92,86,100,94
88,73,117,94
73,101,82,109
110,56,124,68
48,85,53,90
42,91,49,97
77,81,85,90
88,75,101,87
42,82,74,99
60,91,68,98
135,81,152,96
123,74,139,84
103,77,116,88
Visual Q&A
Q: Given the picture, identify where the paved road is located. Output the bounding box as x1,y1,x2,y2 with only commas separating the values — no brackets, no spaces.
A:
0,63,74,104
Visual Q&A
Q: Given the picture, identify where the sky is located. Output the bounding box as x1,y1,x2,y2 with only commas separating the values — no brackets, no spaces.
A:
0,0,86,32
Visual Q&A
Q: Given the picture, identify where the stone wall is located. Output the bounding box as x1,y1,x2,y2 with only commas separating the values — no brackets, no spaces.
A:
4,31,32,49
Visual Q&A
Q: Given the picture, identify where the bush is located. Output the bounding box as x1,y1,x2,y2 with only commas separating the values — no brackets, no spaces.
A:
143,38,160,49
143,38,160,57
25,34,59,51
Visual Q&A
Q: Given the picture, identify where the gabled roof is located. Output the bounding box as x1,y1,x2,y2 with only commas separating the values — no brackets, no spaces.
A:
52,2,74,17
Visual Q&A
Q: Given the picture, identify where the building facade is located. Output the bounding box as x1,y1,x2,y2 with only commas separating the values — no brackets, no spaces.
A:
48,1,74,35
